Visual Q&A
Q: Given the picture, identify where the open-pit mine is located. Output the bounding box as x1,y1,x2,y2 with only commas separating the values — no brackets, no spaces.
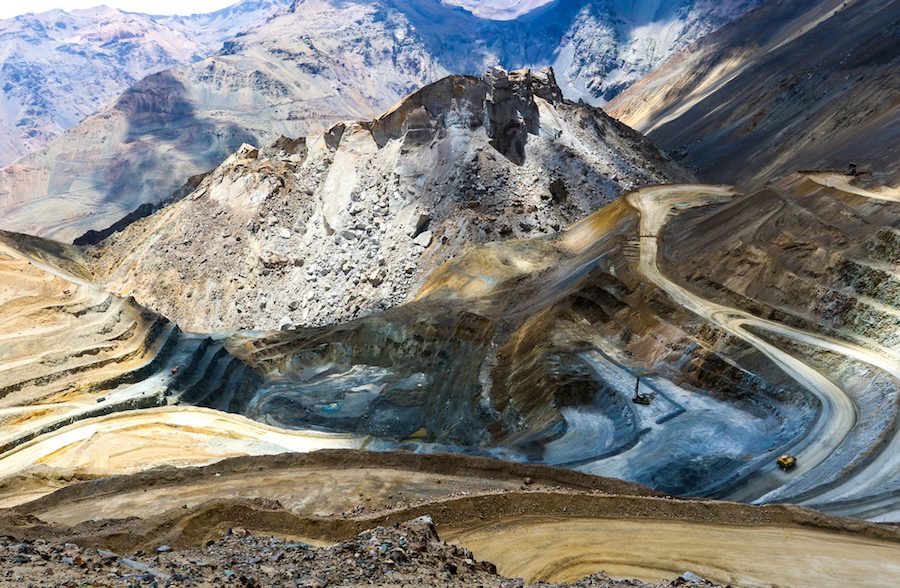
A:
0,6,897,578
1,158,898,585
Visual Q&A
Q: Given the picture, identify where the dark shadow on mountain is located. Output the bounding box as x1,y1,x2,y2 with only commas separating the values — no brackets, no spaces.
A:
644,0,900,186
100,69,259,209
384,0,578,74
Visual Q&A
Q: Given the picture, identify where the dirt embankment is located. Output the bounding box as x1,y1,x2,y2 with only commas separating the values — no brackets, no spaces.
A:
16,449,661,510
0,516,724,588
1,451,898,587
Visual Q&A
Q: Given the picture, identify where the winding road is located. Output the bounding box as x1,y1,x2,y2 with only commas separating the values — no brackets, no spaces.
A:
625,182,899,511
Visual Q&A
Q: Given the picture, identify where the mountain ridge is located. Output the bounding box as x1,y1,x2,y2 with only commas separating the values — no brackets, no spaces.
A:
0,0,758,241
0,1,291,166
607,0,900,187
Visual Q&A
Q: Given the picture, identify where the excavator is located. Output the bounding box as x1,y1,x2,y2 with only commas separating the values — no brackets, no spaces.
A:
632,377,652,405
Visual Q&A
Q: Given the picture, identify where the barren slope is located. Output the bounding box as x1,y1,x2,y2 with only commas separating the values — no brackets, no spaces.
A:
0,231,264,459
1,167,895,521
0,0,449,241
608,0,900,187
0,169,897,584
85,68,689,332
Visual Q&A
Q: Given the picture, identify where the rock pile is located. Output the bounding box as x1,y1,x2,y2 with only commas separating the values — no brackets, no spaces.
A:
0,516,723,587
86,67,690,332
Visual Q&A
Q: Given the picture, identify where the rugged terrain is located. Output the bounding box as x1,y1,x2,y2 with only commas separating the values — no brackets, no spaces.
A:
0,161,898,585
0,0,758,241
1,157,896,522
202,170,898,523
1,451,898,587
0,7,896,582
3,515,720,588
83,68,689,332
0,1,290,165
608,0,900,187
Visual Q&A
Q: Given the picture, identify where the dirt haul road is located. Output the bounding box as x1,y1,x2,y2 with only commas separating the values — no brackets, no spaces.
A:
625,184,900,513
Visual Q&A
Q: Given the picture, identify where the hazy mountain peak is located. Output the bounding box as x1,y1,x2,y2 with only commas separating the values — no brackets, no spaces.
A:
0,0,291,166
441,0,555,20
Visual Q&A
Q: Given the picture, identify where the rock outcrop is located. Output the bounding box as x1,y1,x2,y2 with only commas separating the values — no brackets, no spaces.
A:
84,68,689,333
0,515,728,587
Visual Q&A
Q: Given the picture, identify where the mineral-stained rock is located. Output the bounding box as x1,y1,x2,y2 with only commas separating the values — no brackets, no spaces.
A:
413,231,434,248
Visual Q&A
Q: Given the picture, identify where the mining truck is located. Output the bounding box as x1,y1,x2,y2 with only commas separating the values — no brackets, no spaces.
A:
777,454,797,470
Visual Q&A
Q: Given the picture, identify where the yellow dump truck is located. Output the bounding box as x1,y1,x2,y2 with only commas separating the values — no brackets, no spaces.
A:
777,454,797,470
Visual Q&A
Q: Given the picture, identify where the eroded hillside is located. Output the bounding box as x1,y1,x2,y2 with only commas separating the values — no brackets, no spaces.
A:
608,0,900,187
84,68,689,332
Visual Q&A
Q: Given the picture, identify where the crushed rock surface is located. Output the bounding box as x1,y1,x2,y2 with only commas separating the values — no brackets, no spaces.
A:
0,516,722,588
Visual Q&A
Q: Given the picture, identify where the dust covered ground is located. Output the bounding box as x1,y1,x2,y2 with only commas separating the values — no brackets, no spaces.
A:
0,516,723,588
1,451,898,587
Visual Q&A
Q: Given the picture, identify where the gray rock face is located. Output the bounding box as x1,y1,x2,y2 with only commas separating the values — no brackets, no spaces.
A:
85,68,691,332
485,68,537,164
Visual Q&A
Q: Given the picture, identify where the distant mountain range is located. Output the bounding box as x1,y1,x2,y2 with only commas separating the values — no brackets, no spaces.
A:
0,0,760,240
608,0,900,187
0,1,290,166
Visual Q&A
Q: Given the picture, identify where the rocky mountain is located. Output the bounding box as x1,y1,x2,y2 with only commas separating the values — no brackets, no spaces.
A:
0,0,757,241
5,196,897,586
608,0,900,188
0,4,896,587
0,1,290,166
542,0,764,103
85,68,689,332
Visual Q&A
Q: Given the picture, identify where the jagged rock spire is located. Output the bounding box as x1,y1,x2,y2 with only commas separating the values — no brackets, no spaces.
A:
484,66,562,164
